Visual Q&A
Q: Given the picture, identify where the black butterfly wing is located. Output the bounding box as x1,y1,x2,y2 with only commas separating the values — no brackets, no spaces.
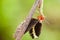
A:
35,22,42,37
24,18,42,39
29,21,42,39
24,18,38,34
29,28,34,38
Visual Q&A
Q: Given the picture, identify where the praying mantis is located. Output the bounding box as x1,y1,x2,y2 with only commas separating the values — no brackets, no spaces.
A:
14,0,47,40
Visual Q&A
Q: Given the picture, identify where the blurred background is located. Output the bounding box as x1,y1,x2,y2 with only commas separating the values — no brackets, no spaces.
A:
0,0,60,40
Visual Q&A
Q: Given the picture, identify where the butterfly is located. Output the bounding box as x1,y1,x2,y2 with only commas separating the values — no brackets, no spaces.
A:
24,15,44,39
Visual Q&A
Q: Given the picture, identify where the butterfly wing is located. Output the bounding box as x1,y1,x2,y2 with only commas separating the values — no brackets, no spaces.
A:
35,22,42,37
24,18,42,39
29,21,42,39
24,18,38,34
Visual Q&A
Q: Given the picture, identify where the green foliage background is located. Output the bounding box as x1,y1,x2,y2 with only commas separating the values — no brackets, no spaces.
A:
0,0,60,40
